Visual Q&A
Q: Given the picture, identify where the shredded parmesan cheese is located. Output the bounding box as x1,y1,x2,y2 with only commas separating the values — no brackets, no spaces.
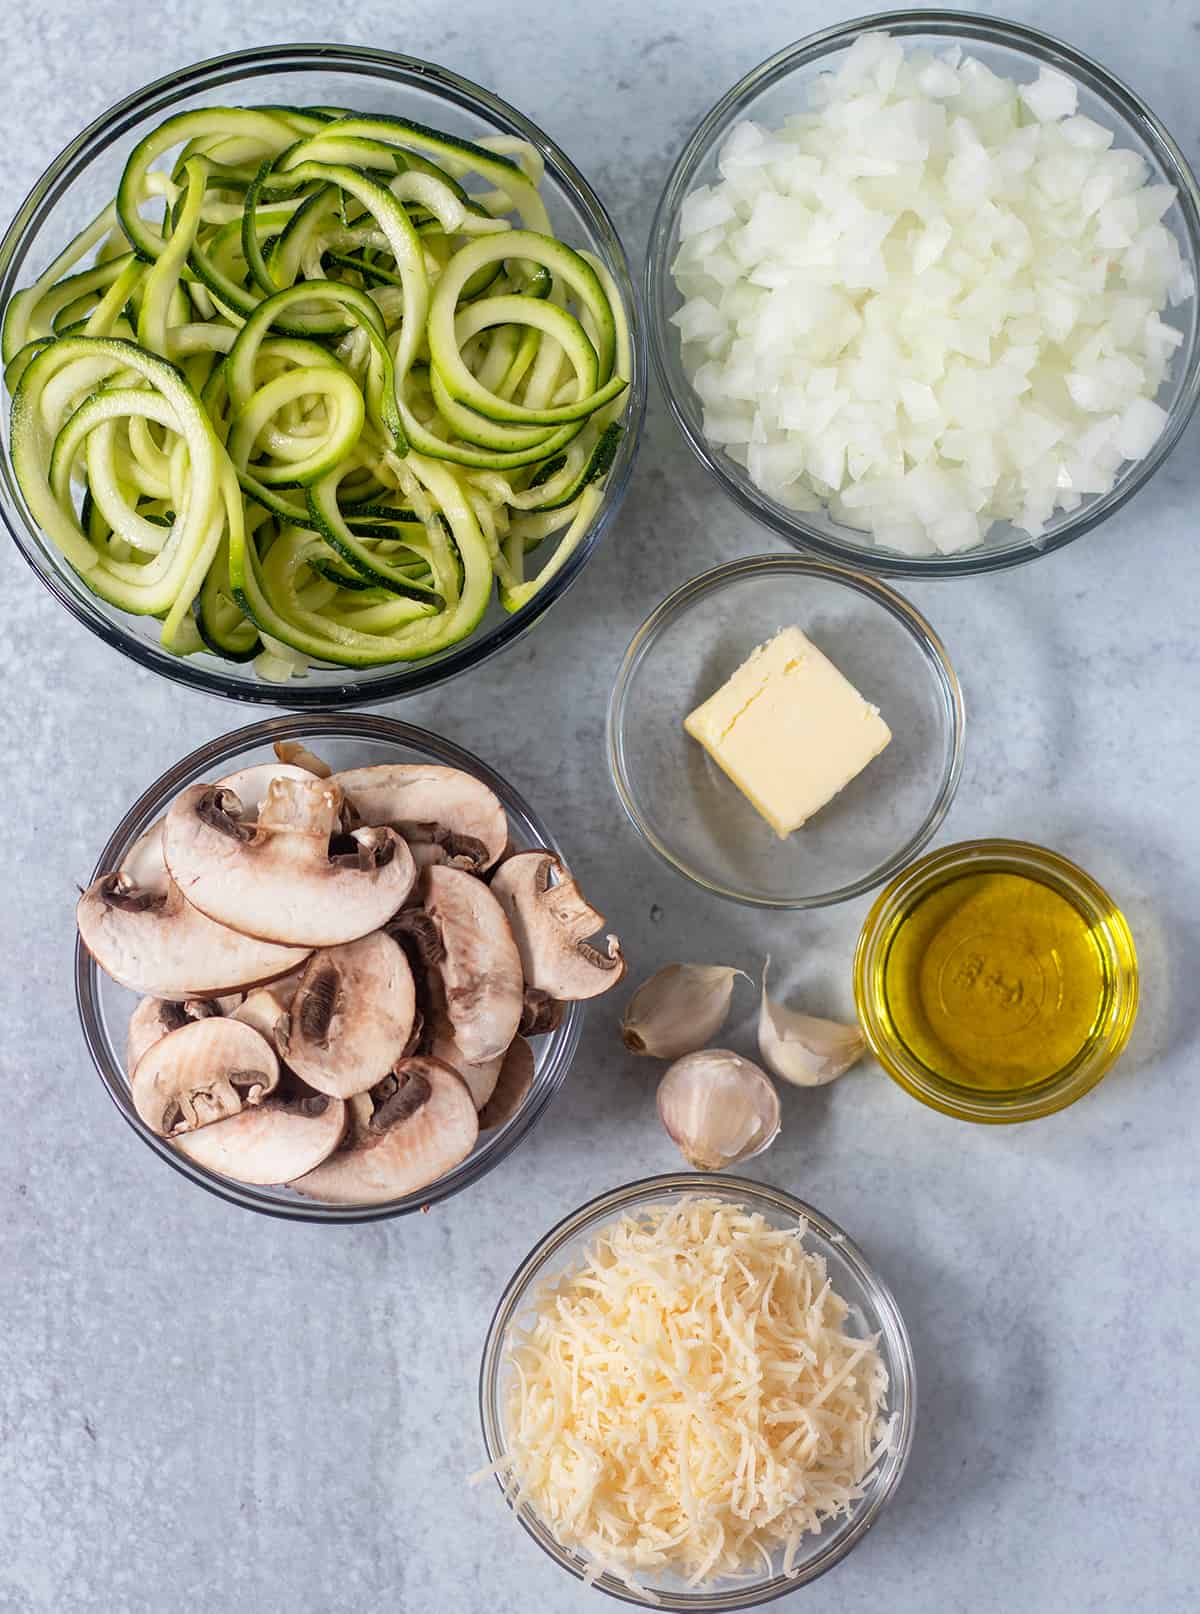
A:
492,1197,894,1593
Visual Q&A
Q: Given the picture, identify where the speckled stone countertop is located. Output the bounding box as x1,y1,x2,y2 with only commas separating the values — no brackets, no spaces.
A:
1,3,1198,1610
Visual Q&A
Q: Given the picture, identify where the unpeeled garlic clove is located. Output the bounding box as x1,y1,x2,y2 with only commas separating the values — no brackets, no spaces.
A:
757,957,866,1087
656,1049,781,1172
621,964,747,1059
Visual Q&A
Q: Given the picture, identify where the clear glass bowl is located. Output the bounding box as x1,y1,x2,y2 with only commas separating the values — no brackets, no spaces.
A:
0,44,645,705
75,711,583,1221
646,10,1200,577
854,838,1140,1122
478,1173,917,1608
607,554,964,908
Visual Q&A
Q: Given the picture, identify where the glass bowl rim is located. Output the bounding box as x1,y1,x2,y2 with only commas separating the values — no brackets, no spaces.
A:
477,1170,918,1610
606,552,966,909
852,835,1141,1122
645,6,1200,579
74,709,584,1222
0,41,647,707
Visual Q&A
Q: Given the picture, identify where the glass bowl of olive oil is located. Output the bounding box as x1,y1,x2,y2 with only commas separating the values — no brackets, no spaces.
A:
854,840,1139,1123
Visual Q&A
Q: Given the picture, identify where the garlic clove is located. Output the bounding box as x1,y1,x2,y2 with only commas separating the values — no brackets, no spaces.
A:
621,964,747,1060
758,957,866,1087
656,1049,781,1172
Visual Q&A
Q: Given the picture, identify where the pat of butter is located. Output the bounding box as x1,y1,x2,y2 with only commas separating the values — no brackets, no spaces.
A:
684,626,891,837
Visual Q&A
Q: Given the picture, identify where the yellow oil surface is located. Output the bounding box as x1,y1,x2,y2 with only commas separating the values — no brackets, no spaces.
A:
881,871,1109,1091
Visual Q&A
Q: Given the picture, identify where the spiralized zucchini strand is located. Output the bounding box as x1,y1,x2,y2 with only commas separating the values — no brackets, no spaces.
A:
6,104,631,675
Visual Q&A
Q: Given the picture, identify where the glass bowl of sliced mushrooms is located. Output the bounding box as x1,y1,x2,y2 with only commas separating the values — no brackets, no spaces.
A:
0,44,643,704
75,711,628,1221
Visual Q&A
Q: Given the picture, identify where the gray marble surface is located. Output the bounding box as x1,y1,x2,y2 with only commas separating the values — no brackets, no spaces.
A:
1,2,1198,1610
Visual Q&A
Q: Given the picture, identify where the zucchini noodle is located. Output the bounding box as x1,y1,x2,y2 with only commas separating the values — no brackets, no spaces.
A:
3,105,631,674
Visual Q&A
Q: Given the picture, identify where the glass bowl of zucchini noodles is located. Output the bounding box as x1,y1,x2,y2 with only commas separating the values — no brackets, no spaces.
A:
0,44,644,704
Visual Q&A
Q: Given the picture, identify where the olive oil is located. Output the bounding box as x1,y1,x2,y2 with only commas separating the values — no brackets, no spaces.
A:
855,842,1139,1121
882,871,1108,1091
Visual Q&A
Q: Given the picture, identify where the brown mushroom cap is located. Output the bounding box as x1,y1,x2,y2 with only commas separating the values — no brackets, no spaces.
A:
478,1037,535,1132
283,932,417,1099
131,1017,280,1137
333,764,508,873
423,864,524,1066
78,822,311,1001
292,1055,478,1205
162,774,415,947
125,997,217,1074
175,1084,347,1185
489,851,626,1001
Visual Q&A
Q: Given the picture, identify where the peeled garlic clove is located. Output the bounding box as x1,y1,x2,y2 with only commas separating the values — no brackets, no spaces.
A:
621,964,747,1059
758,957,866,1087
657,1049,781,1172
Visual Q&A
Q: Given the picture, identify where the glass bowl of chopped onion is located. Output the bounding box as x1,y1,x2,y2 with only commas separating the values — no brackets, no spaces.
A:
647,13,1200,575
0,45,644,703
477,1174,916,1608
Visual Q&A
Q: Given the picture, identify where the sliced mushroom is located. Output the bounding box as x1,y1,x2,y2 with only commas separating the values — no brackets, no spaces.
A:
163,774,415,946
422,865,524,1066
282,932,417,1099
381,914,437,1059
478,1037,535,1132
333,765,508,873
204,993,246,1016
385,908,445,970
231,986,293,1054
131,1017,280,1137
489,851,625,1001
293,1055,478,1204
346,1090,374,1132
78,822,311,1001
273,740,332,778
520,988,564,1038
120,819,169,887
125,997,217,1074
176,1081,347,1185
425,1010,504,1108
214,761,316,811
249,965,306,1009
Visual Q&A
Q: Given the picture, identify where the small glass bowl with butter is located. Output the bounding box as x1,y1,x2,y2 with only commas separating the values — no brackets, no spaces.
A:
607,555,964,908
854,839,1139,1122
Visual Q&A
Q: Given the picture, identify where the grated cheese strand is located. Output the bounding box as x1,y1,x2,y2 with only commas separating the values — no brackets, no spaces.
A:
496,1198,894,1592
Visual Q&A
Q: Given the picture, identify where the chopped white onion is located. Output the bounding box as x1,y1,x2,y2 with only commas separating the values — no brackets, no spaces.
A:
671,31,1193,554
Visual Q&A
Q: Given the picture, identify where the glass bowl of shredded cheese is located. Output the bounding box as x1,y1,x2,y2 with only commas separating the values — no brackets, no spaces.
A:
646,13,1200,576
477,1175,916,1607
